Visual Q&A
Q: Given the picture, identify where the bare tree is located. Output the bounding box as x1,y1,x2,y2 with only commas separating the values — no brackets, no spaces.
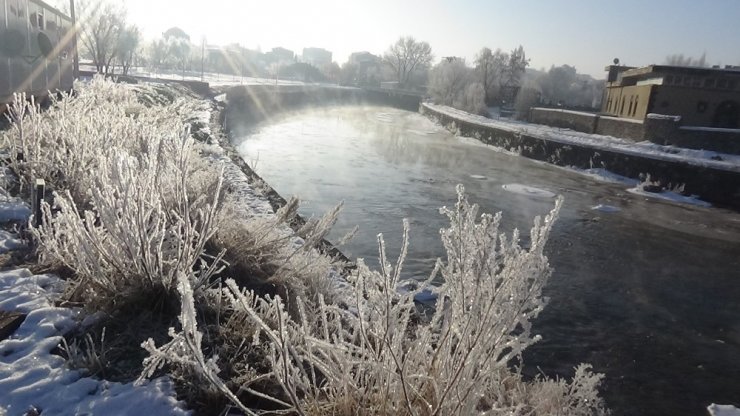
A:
664,53,707,67
78,1,125,75
383,36,433,87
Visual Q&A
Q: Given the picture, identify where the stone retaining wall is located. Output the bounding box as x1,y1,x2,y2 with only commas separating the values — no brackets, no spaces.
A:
424,104,740,210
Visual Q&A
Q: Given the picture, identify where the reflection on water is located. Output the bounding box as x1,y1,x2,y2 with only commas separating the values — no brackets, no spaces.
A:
236,105,740,416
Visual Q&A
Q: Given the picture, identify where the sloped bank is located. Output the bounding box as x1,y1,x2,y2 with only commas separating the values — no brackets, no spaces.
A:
421,103,740,210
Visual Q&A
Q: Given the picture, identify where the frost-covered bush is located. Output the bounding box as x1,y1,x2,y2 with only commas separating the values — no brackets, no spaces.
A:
2,78,225,308
2,77,201,205
143,186,607,415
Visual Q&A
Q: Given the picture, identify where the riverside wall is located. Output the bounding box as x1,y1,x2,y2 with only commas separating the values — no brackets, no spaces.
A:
223,84,422,136
422,104,740,210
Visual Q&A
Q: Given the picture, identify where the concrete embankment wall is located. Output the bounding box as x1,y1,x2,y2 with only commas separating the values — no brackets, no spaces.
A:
223,85,421,136
529,107,740,154
424,104,740,210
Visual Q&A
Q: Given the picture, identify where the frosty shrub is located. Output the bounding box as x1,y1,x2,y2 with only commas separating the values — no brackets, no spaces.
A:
2,77,201,206
143,185,607,415
6,78,226,308
213,195,345,305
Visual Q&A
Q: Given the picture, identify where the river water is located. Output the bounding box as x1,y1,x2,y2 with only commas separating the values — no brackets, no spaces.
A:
234,105,740,416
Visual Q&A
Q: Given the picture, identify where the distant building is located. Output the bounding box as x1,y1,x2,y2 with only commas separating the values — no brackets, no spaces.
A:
348,51,382,86
264,47,295,66
1,0,75,105
602,64,740,128
206,44,265,77
301,47,332,67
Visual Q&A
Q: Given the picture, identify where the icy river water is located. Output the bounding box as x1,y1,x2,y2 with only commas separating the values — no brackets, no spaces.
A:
235,105,740,416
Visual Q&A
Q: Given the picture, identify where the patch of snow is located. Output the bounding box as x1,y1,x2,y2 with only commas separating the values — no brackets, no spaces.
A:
590,204,621,213
646,113,682,122
627,186,712,208
469,175,487,180
569,167,640,186
0,269,189,416
599,115,644,124
708,404,740,416
0,199,31,222
502,184,556,199
532,107,598,118
681,126,740,133
0,230,24,253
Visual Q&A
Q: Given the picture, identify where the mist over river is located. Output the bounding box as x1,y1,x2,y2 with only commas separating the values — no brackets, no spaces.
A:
235,105,740,416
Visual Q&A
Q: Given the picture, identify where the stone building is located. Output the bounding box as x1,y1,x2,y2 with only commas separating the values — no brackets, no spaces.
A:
301,47,332,67
602,64,740,128
1,0,75,105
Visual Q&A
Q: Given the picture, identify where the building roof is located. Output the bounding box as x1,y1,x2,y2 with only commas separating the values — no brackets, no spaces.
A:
31,0,72,22
621,64,740,79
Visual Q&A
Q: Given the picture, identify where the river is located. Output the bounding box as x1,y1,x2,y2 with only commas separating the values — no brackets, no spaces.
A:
234,105,740,416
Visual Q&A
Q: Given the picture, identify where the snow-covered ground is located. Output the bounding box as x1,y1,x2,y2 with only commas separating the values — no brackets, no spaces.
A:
0,174,190,415
80,64,322,87
424,103,740,173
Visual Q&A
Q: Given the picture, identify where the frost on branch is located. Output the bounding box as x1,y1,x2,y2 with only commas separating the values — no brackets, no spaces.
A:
148,185,606,415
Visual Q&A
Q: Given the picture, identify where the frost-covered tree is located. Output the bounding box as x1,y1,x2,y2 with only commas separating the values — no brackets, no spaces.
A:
429,58,488,115
474,47,508,104
383,36,433,87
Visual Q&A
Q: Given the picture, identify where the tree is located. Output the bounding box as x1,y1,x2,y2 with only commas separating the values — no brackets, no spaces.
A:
116,25,141,75
501,45,529,89
78,1,125,75
474,47,508,104
383,36,433,87
162,27,192,74
147,39,168,71
429,58,487,115
664,53,707,67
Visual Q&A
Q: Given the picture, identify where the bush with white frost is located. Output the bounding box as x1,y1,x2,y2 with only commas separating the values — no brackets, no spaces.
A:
144,186,607,415
2,79,606,414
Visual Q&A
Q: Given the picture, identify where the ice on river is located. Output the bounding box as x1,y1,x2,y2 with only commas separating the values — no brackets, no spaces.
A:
591,204,622,213
502,183,557,199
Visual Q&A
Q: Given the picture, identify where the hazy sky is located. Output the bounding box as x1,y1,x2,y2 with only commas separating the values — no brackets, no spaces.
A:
70,0,740,78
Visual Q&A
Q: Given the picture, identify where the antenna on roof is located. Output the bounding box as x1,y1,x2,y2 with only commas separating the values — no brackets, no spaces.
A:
613,58,620,65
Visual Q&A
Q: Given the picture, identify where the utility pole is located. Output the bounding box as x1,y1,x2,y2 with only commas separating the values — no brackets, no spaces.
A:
69,0,79,79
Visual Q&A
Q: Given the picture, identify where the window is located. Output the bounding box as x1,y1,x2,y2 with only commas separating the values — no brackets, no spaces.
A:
674,76,683,85
30,11,45,30
620,97,626,115
627,96,634,116
633,96,639,116
717,79,729,89
705,78,716,88
665,75,674,84
692,78,702,87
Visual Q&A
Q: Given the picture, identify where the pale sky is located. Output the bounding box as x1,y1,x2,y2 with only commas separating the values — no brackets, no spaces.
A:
61,0,740,78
